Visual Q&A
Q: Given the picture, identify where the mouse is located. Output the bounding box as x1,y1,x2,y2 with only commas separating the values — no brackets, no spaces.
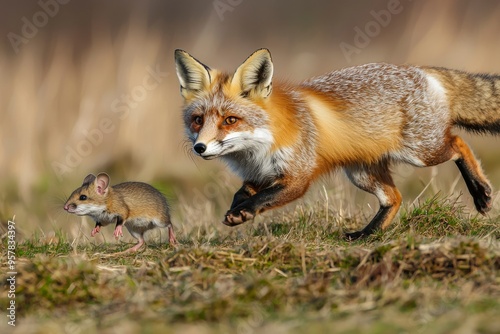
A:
64,172,177,252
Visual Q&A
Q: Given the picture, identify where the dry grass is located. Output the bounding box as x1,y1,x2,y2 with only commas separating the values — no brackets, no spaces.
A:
2,196,500,333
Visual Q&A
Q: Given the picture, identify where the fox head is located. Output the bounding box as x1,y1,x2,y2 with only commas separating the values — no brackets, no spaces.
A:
174,49,275,161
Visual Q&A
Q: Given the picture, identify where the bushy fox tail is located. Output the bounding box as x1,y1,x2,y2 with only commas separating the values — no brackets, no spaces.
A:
425,67,500,134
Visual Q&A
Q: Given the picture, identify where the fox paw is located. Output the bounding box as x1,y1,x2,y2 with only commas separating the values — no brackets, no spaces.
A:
473,184,492,215
223,209,255,226
344,231,366,241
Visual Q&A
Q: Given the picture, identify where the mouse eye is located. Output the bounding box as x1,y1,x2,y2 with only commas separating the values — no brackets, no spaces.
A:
79,195,87,200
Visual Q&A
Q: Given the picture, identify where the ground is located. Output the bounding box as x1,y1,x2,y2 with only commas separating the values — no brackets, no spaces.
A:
1,196,500,333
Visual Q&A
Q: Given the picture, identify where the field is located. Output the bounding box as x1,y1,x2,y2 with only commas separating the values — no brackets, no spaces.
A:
2,1,500,333
2,192,500,333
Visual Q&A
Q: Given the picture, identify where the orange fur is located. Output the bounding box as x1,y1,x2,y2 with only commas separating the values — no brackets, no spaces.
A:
300,88,401,179
255,84,301,151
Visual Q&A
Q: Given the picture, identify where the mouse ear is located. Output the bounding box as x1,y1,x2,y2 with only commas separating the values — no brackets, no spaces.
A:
95,173,110,196
82,174,96,185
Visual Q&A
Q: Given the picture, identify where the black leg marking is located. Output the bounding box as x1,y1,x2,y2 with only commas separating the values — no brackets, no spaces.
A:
230,184,256,210
224,184,285,226
345,205,393,240
455,158,492,214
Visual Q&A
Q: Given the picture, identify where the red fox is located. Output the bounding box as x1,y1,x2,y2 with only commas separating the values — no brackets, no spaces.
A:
174,48,500,239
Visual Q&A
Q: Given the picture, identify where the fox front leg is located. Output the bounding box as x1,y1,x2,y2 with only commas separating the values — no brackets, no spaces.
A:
224,179,310,226
230,182,258,210
224,184,284,226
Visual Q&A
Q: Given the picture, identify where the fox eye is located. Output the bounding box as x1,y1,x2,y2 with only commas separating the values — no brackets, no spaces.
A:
79,195,87,200
224,116,238,125
193,116,203,125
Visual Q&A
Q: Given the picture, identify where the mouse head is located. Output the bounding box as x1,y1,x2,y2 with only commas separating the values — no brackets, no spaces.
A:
64,173,110,216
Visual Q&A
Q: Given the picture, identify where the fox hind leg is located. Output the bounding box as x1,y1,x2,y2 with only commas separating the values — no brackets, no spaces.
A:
344,162,402,240
451,136,492,214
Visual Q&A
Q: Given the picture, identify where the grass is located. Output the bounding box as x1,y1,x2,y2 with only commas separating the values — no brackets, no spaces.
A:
1,196,500,333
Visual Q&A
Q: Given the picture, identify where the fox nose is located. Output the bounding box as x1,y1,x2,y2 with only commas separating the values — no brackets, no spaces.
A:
194,143,207,154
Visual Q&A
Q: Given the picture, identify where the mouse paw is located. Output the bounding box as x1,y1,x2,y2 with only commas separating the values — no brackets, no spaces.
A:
168,227,177,245
91,226,100,237
113,225,124,239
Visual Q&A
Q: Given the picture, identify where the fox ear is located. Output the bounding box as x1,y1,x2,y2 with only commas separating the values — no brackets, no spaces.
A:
232,49,273,98
174,49,211,99
95,173,110,196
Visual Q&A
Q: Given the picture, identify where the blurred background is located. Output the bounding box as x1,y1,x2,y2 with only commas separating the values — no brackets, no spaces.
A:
1,0,500,241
